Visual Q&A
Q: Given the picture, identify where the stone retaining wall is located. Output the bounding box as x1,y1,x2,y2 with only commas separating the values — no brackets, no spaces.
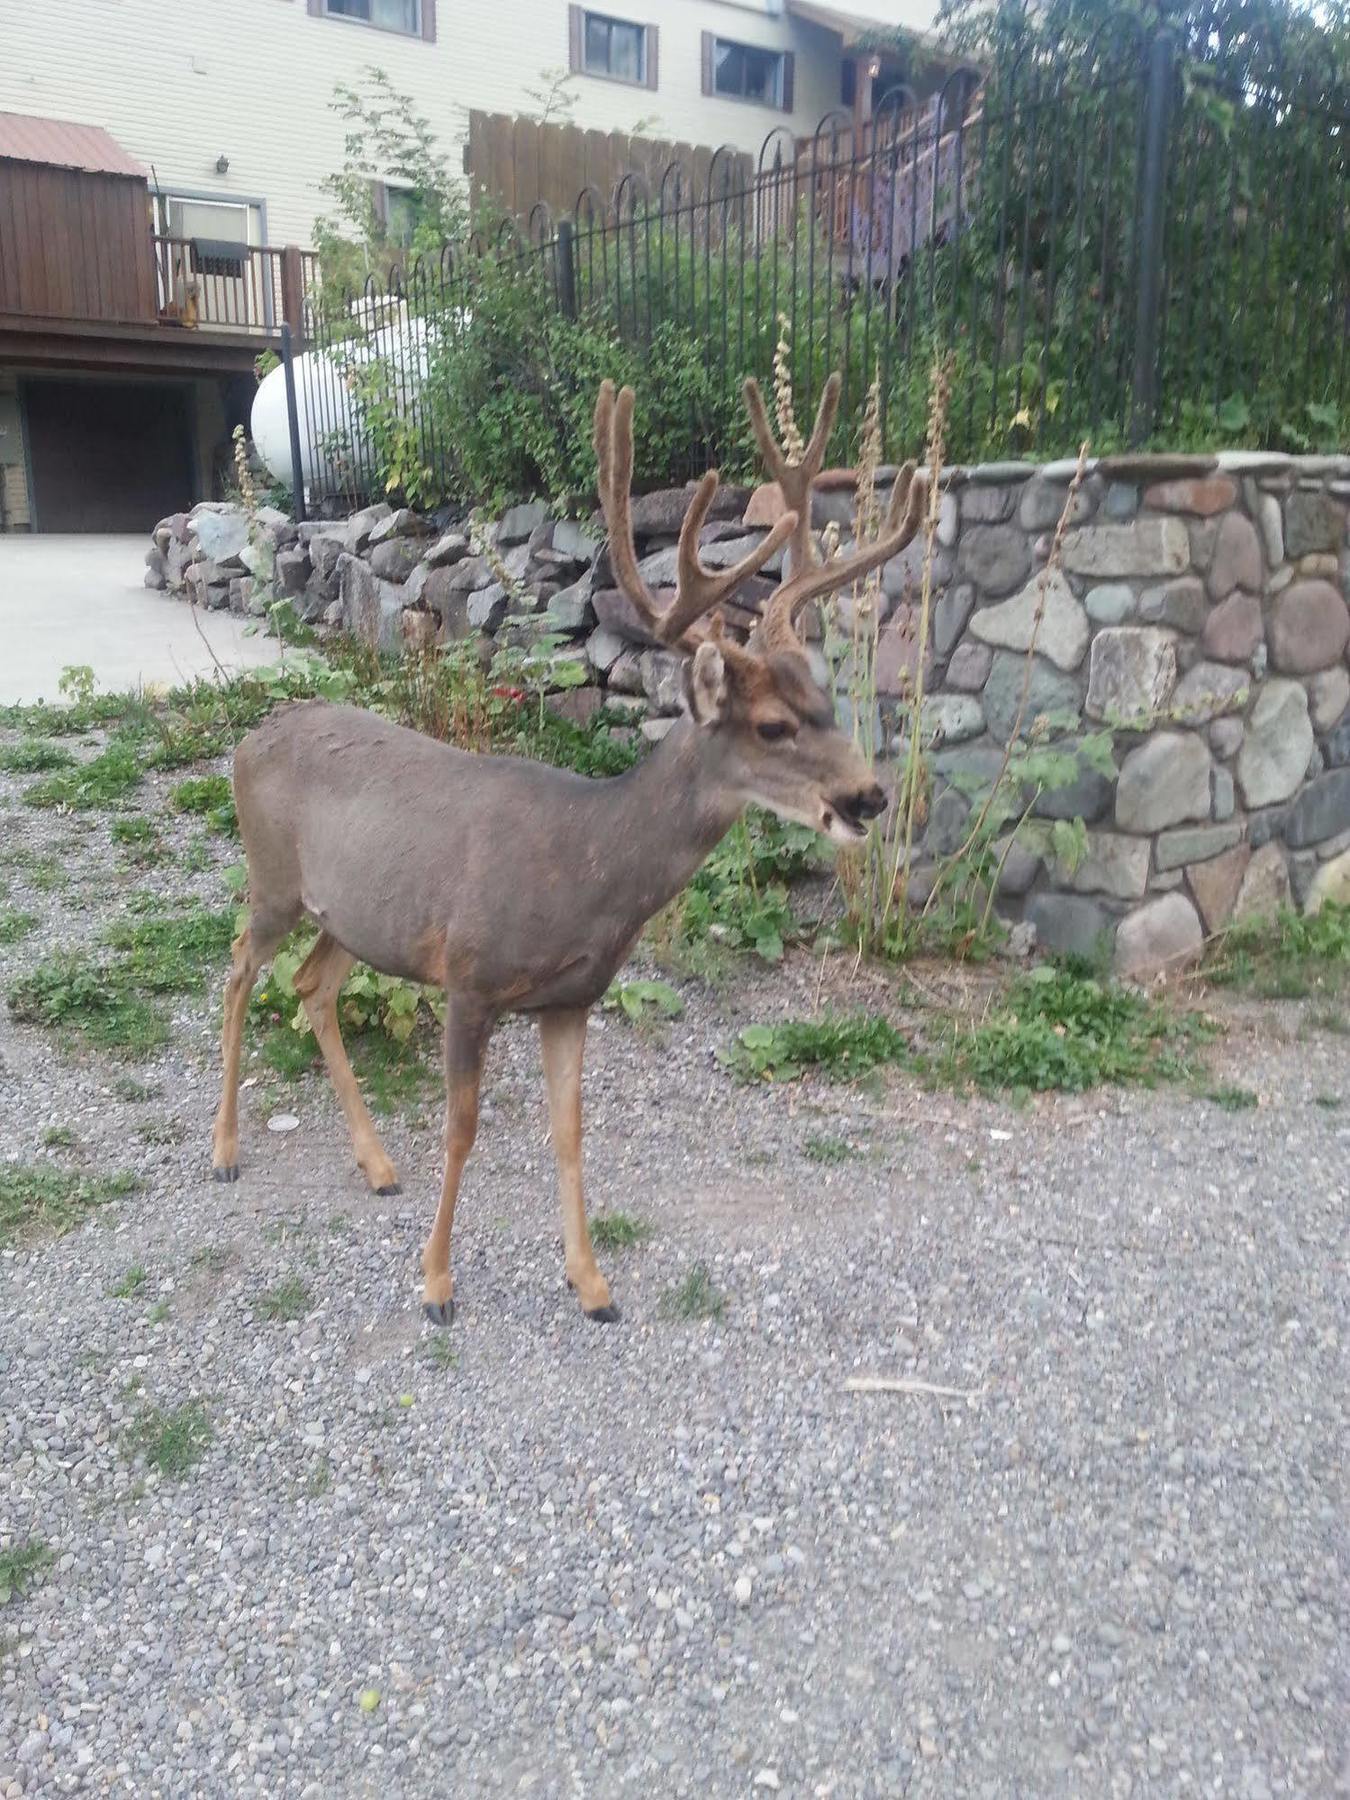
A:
147,449,1350,975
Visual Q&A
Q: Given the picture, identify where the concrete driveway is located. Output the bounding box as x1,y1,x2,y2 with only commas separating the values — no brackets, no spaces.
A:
0,534,282,706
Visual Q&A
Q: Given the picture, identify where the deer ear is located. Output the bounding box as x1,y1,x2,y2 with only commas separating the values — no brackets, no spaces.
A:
685,640,728,726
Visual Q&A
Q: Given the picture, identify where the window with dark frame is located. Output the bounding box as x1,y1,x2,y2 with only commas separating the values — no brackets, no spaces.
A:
568,7,658,89
701,33,793,111
312,0,433,41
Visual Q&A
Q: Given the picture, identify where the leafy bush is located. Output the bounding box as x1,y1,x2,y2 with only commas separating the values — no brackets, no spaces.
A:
1204,903,1350,1000
170,774,237,836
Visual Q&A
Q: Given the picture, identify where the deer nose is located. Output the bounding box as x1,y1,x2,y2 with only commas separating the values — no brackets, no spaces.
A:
839,783,887,823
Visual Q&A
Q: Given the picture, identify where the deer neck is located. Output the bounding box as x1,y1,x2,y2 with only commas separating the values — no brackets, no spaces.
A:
604,716,743,920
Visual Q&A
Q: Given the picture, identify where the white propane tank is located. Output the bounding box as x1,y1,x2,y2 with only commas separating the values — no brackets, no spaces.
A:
250,303,444,492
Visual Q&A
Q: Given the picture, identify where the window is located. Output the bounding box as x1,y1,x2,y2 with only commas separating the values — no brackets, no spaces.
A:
701,34,794,111
568,7,657,89
379,185,425,249
310,0,434,41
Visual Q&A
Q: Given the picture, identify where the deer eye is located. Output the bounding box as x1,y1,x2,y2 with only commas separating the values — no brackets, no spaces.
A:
757,719,795,743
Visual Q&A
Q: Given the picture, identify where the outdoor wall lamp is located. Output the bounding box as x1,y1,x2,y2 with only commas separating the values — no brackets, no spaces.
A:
215,154,230,175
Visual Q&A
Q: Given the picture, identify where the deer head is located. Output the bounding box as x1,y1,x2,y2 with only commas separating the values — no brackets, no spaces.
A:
593,374,925,845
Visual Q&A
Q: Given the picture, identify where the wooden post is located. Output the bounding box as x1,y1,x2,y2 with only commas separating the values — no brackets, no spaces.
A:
280,245,306,346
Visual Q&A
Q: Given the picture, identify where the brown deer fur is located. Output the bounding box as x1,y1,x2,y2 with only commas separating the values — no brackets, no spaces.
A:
211,375,925,1327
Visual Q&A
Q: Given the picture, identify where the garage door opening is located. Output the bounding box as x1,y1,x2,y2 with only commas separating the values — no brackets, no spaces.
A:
23,378,195,533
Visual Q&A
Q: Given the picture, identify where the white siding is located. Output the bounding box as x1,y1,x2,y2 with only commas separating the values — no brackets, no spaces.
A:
0,0,848,248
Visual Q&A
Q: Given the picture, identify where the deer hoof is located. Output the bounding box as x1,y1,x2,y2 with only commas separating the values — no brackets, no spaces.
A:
423,1299,455,1329
213,1163,239,1184
584,1303,621,1324
375,1182,402,1197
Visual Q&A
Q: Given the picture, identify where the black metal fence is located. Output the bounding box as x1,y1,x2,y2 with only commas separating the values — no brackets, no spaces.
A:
286,23,1349,512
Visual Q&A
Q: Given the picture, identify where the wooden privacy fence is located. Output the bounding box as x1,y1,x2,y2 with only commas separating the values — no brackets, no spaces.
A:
466,109,750,225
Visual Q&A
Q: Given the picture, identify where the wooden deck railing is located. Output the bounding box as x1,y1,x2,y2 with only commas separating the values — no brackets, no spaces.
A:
152,238,318,337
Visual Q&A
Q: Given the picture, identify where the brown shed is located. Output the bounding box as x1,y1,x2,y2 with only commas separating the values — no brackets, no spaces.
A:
0,111,158,325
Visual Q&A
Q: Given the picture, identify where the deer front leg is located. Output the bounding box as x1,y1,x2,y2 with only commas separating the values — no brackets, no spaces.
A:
421,1003,493,1328
293,931,400,1196
538,1006,617,1323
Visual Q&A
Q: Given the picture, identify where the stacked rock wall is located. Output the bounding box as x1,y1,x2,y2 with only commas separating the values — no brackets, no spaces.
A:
148,451,1350,974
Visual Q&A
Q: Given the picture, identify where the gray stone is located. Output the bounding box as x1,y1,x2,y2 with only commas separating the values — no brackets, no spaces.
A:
960,484,1016,524
367,537,423,583
641,649,687,712
143,564,167,591
1206,513,1263,600
584,626,626,674
1114,893,1204,979
982,651,1081,744
933,583,976,656
936,491,959,545
1267,580,1350,674
1086,628,1177,726
190,507,250,563
1232,842,1292,921
1284,490,1345,558
467,583,509,632
926,786,970,855
1085,583,1135,625
881,536,952,602
629,487,704,536
957,524,1031,597
1138,576,1207,633
1256,494,1283,567
1102,483,1139,521
593,586,663,646
1155,822,1243,872
946,641,992,692
1326,712,1350,767
1031,749,1116,824
966,460,1034,481
274,548,310,597
1186,842,1251,931
546,569,595,632
1025,894,1113,959
1288,849,1319,907
1307,666,1350,732
1071,832,1151,899
607,649,645,695
969,570,1088,671
497,500,549,546
995,837,1042,894
1099,453,1218,481
1248,803,1291,848
1284,769,1350,848
308,533,346,585
338,552,403,652
1237,680,1315,808
1210,716,1244,758
424,531,471,569
920,694,984,744
1116,731,1212,831
550,520,601,563
345,502,393,553
368,507,432,546
1170,662,1250,725
1019,479,1094,532
1213,766,1235,821
1215,451,1292,475
1062,519,1190,579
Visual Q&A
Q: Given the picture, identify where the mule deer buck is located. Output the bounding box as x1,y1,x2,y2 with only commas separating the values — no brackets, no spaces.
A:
212,372,924,1325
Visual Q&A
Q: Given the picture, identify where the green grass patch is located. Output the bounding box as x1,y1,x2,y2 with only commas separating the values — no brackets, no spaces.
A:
0,1164,137,1247
0,739,75,773
109,1264,148,1299
170,774,237,835
418,1336,459,1370
0,1540,55,1606
659,1263,725,1322
1205,903,1350,1001
40,1125,76,1148
802,1133,862,1164
253,1277,313,1322
1205,1084,1259,1112
110,816,164,863
943,965,1214,1095
603,980,683,1025
112,1075,156,1102
720,1013,911,1084
0,909,39,945
102,905,236,992
23,739,143,810
123,1401,212,1480
1313,1092,1341,1109
590,1211,654,1250
9,951,170,1059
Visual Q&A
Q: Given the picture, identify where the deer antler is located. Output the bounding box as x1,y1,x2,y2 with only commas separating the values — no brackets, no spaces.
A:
741,370,842,580
752,461,926,654
593,381,799,651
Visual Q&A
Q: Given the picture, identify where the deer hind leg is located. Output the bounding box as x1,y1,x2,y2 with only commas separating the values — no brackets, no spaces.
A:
421,1002,493,1328
538,1006,617,1324
293,931,400,1197
212,900,299,1182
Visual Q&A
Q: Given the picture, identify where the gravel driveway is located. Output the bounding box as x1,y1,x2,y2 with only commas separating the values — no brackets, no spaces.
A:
1,739,1346,1799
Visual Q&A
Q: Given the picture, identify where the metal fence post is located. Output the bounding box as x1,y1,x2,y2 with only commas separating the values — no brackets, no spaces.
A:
555,219,578,321
1129,26,1177,446
279,321,307,524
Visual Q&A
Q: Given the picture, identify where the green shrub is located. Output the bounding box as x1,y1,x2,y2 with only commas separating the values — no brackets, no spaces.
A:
720,1012,911,1083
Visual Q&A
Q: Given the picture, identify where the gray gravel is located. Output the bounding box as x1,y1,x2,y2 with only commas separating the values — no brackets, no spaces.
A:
1,730,1347,1799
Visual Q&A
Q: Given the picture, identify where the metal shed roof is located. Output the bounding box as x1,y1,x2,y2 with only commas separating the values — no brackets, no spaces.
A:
0,112,148,179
